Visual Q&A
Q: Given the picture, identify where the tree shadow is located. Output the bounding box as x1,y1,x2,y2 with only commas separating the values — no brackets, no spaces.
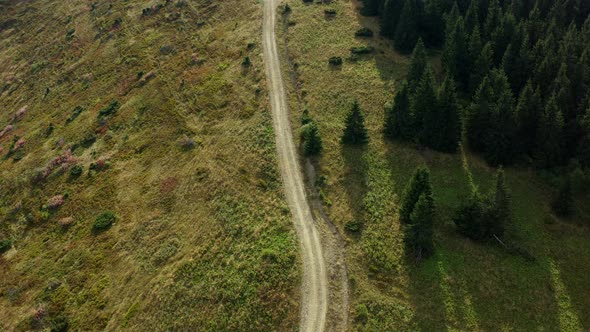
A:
340,144,369,236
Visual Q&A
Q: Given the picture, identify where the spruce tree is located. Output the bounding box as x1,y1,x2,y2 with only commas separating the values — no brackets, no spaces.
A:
515,81,542,156
394,0,419,53
464,0,480,34
301,106,312,125
408,193,435,259
491,13,518,66
380,0,403,37
454,189,485,240
469,41,492,96
400,167,433,224
407,39,427,92
384,82,413,140
484,0,501,39
443,17,469,90
341,100,369,145
412,66,438,145
535,94,565,168
302,121,323,156
435,77,461,152
421,0,446,47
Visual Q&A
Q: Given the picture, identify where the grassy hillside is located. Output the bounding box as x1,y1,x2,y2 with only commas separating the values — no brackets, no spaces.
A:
0,0,299,330
281,0,590,330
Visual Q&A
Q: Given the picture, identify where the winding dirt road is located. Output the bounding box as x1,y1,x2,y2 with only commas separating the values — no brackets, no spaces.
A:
262,0,328,331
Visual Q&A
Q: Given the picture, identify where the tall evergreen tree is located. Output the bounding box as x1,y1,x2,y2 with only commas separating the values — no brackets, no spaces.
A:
484,0,501,39
515,81,542,156
454,189,486,240
465,0,480,33
342,100,369,145
443,17,469,89
408,193,435,259
394,0,420,53
470,41,493,95
421,0,446,47
411,66,438,144
384,82,413,140
407,39,428,92
534,94,565,167
466,69,516,165
400,167,433,224
491,13,518,66
301,121,323,156
380,0,403,37
435,77,461,152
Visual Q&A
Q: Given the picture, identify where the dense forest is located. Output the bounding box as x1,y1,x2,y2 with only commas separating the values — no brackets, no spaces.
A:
368,0,590,174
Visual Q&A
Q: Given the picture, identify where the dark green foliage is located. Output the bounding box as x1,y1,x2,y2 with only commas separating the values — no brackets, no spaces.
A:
301,122,323,156
69,165,83,178
433,77,461,152
341,101,369,145
0,239,12,253
50,315,69,332
454,168,510,241
469,41,492,95
355,27,374,37
98,100,119,118
552,177,573,217
350,46,374,55
242,56,251,67
406,38,427,92
515,81,542,156
399,167,433,224
93,211,116,231
345,220,362,233
301,106,312,125
361,0,382,16
384,82,413,140
534,95,565,168
466,69,516,166
411,66,438,144
329,56,343,66
443,17,469,89
81,132,97,148
380,0,404,37
394,0,419,53
407,193,435,259
66,106,84,124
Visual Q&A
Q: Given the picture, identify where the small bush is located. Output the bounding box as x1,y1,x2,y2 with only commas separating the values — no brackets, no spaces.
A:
0,239,12,253
345,220,362,233
350,46,374,55
66,106,84,124
93,211,116,231
159,45,176,55
46,195,65,210
329,56,343,66
69,165,83,178
355,27,374,37
178,135,196,150
81,132,97,148
59,217,75,229
242,56,251,67
324,9,336,17
98,100,119,118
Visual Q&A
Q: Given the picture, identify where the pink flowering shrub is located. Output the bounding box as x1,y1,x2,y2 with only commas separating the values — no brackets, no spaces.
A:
14,138,25,151
15,105,27,120
0,124,13,139
31,149,78,184
59,217,74,228
46,195,65,209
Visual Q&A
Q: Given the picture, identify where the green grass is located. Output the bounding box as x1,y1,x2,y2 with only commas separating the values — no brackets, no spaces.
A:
282,0,590,330
0,0,298,330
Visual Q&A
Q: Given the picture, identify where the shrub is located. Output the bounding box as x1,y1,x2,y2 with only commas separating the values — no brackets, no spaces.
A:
0,239,12,253
177,135,196,150
345,220,362,233
159,45,176,55
324,9,336,17
350,46,374,55
355,27,374,37
98,100,119,118
46,195,65,210
242,56,251,67
49,314,69,332
328,56,343,66
89,158,109,171
69,165,83,178
93,211,116,231
66,106,84,124
59,217,74,229
81,132,97,148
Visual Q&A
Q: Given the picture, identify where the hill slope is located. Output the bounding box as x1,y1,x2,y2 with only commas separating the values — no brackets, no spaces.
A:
0,0,299,330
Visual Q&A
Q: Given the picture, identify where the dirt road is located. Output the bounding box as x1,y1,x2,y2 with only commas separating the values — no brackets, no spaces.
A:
262,0,328,331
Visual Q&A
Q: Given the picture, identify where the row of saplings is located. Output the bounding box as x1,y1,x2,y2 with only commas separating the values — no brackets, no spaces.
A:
399,166,512,260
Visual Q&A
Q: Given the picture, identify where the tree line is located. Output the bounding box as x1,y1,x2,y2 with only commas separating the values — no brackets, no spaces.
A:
364,0,590,170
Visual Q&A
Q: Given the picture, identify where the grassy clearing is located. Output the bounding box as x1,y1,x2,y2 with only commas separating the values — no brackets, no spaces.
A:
281,0,590,330
0,0,299,330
